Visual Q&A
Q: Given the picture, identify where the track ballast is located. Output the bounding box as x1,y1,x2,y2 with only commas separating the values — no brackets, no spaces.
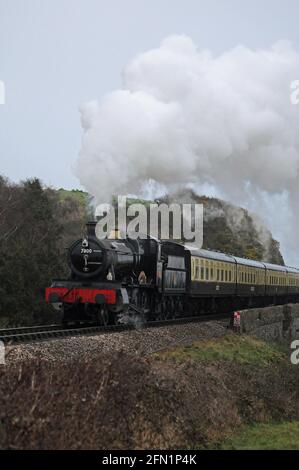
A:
0,312,230,344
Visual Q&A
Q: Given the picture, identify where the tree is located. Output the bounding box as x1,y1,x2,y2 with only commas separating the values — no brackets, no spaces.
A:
0,177,66,326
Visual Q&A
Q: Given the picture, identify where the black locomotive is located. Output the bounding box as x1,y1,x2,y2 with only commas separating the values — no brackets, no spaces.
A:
46,221,299,325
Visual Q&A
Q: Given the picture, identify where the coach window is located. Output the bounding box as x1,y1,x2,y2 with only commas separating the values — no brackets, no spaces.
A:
206,266,209,280
195,260,199,280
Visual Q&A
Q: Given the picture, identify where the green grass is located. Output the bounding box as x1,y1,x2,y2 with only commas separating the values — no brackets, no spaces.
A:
156,334,285,366
112,195,154,208
219,422,299,450
57,188,88,206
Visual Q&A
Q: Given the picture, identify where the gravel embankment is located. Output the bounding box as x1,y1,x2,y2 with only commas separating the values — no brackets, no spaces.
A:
6,320,229,363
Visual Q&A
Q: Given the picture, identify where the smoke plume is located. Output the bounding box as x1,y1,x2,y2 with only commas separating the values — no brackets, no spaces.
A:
76,35,299,265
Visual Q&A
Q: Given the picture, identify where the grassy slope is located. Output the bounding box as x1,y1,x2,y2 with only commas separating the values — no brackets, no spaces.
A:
220,422,299,450
156,334,284,366
57,188,88,206
155,334,299,450
2,333,299,449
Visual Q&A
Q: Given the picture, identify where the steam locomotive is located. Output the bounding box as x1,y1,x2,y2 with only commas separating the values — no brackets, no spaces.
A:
45,221,299,325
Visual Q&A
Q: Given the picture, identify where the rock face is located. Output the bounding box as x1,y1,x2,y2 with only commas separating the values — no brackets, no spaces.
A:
159,190,284,265
63,188,284,265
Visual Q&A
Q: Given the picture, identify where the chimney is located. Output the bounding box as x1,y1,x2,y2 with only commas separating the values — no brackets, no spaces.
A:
86,221,97,238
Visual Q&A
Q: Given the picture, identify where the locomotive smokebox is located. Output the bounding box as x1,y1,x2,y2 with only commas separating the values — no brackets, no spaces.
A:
68,221,140,281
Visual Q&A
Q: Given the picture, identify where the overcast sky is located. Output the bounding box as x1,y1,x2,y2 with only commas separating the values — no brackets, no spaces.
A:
1,0,299,189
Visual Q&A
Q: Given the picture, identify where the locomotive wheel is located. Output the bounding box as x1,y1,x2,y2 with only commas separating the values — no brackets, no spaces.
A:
167,297,176,319
138,290,150,314
162,297,170,319
177,298,184,317
98,306,109,326
153,294,164,320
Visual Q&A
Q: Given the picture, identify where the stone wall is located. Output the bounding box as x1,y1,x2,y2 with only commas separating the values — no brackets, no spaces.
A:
233,304,299,341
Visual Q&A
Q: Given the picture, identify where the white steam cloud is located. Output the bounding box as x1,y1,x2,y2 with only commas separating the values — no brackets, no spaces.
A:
76,35,299,265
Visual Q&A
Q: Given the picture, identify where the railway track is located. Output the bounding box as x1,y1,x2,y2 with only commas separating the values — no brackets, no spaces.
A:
0,312,231,344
